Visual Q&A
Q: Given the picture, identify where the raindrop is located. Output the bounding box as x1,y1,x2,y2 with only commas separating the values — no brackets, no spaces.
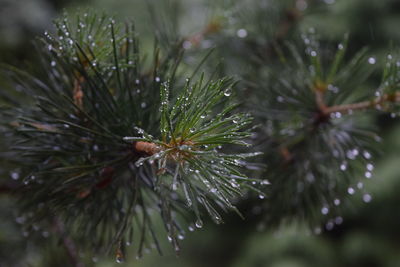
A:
42,231,50,238
51,61,56,67
337,43,344,50
258,194,265,199
321,206,329,215
326,221,334,231
335,216,343,225
15,216,25,224
141,102,147,108
224,88,232,96
368,57,376,65
310,51,317,57
155,77,161,82
333,198,341,206
182,40,192,49
365,171,372,179
116,256,124,264
276,96,284,102
195,219,203,228
363,151,371,159
340,161,347,171
313,227,322,234
10,172,20,180
363,193,372,203
115,248,124,263
366,163,374,171
347,187,355,195
178,234,185,240
261,179,270,185
357,182,364,189
188,225,195,232
236,28,247,38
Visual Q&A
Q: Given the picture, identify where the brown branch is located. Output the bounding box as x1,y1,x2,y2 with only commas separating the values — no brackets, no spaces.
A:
322,92,400,115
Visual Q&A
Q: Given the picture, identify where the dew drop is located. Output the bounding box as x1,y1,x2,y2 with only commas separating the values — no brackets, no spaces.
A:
357,182,364,189
333,198,341,206
224,88,232,96
258,194,265,199
365,171,372,179
51,61,56,67
340,162,347,171
195,219,203,228
313,227,322,235
347,187,355,195
310,51,317,57
363,151,372,159
141,102,147,108
15,216,25,224
335,216,343,225
368,57,376,65
115,248,124,264
155,77,161,82
261,179,270,185
363,193,372,203
321,206,329,215
236,28,247,38
42,231,49,238
326,221,334,231
366,163,374,171
182,40,192,49
10,172,20,180
337,43,344,50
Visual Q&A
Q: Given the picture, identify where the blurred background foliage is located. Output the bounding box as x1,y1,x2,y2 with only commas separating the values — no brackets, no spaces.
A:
1,0,400,266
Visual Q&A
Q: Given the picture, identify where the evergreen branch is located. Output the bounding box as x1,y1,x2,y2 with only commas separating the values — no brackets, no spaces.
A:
0,11,258,260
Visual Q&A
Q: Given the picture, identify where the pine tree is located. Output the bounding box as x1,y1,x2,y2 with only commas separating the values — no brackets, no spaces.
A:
1,1,400,266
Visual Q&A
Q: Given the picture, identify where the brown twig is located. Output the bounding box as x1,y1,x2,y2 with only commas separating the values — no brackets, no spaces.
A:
322,92,400,115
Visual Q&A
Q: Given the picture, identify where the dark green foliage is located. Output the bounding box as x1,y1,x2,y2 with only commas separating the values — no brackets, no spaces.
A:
1,1,400,265
0,12,256,259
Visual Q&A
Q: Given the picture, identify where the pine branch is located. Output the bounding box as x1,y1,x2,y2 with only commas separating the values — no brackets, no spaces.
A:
0,11,258,259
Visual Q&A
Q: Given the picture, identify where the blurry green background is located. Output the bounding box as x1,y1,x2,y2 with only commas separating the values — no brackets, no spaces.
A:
1,0,400,266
